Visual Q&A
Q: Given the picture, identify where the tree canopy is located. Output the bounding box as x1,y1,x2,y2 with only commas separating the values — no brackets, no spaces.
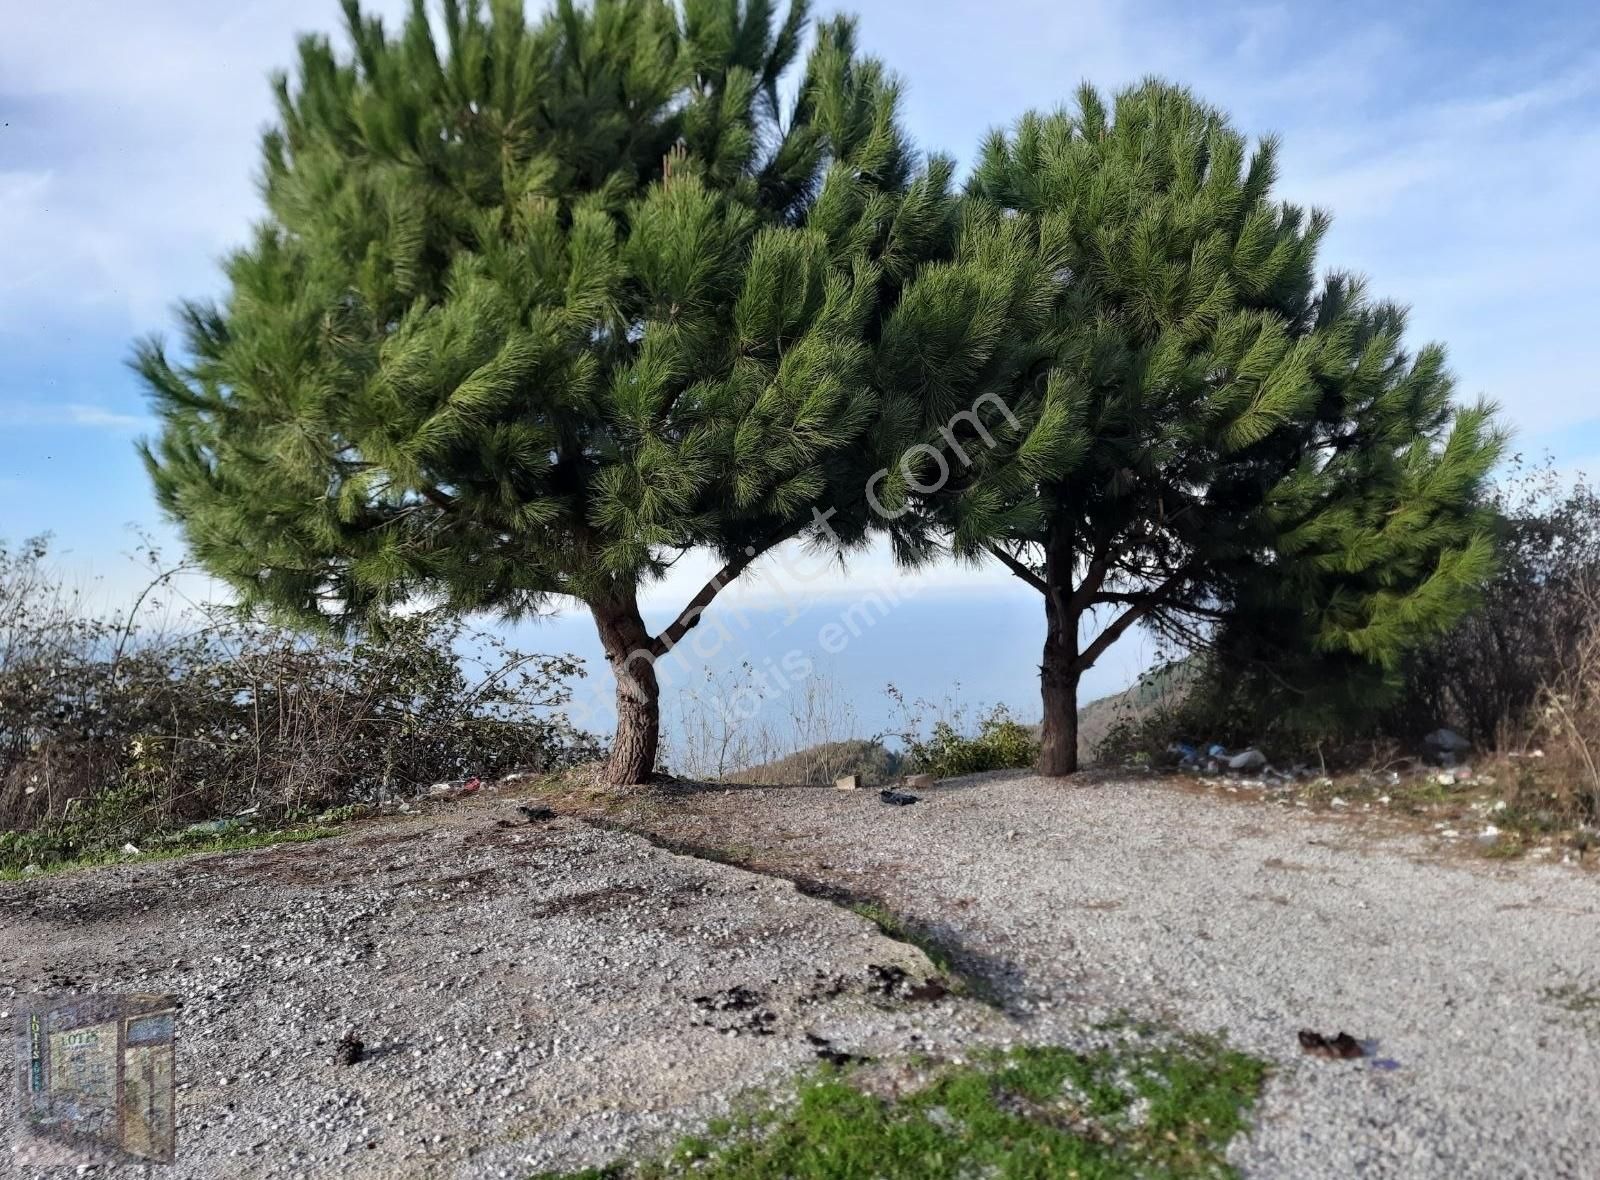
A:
881,82,1503,772
137,0,979,783
137,6,1503,785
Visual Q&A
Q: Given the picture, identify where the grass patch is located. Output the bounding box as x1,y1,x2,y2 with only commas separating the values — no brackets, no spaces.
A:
0,824,340,881
535,1038,1266,1180
1543,981,1600,1015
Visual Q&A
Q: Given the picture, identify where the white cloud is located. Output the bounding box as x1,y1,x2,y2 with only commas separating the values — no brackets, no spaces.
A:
65,404,150,431
3,401,150,432
0,1,409,334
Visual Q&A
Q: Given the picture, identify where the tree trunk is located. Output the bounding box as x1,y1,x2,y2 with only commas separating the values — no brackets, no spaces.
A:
590,595,660,786
1038,531,1081,776
1039,633,1081,775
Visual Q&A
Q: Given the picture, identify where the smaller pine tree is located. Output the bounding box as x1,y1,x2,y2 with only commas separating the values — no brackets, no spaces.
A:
880,81,1504,773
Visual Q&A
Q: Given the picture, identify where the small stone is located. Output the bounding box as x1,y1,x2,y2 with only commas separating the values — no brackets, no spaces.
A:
834,774,860,791
902,773,936,791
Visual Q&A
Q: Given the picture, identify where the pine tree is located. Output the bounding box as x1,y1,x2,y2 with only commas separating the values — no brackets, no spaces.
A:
882,82,1504,774
136,0,969,784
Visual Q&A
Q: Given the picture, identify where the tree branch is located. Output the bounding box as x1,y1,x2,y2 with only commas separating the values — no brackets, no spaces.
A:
1066,553,1109,616
986,544,1047,594
1091,591,1228,621
1075,568,1189,671
652,521,806,655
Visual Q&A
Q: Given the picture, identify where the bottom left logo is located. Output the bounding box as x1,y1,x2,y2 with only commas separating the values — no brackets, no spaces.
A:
14,992,177,1165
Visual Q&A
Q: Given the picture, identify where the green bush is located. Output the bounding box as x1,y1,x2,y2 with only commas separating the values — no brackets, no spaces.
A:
887,687,1039,777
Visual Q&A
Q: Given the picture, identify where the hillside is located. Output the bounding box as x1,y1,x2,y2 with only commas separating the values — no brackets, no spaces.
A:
1075,659,1199,759
730,738,903,786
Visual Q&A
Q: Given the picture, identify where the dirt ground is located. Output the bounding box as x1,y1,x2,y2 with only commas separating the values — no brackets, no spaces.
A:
4,771,1599,1178
1,796,1006,1178
597,770,1600,1178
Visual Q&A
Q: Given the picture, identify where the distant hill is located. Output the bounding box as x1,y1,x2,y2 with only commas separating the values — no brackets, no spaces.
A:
733,738,903,786
1075,658,1198,760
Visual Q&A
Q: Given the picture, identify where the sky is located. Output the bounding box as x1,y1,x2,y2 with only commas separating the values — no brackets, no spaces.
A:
4,0,1600,755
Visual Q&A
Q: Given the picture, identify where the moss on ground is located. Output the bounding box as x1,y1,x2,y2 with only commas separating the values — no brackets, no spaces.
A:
536,1038,1266,1180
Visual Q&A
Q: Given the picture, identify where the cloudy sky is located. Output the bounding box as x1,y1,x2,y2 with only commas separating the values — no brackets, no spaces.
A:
4,0,1599,742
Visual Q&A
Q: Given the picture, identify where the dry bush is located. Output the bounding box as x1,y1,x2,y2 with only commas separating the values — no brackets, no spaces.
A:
1398,460,1600,746
1527,579,1600,825
0,537,598,869
667,662,870,783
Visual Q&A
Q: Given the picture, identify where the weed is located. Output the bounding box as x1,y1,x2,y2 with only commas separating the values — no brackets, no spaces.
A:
0,824,338,881
534,1038,1266,1179
1543,981,1600,1015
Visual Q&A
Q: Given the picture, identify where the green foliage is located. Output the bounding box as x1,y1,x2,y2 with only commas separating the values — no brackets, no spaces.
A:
135,0,961,625
136,0,992,781
536,1038,1266,1179
887,687,1039,777
0,823,338,881
885,82,1503,764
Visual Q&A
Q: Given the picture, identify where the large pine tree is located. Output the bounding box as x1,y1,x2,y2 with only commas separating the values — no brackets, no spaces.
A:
881,82,1503,774
137,0,973,784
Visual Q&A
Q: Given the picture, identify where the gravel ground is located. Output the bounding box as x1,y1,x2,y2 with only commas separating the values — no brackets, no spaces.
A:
612,771,1600,1179
6,772,1598,1178
1,801,1009,1178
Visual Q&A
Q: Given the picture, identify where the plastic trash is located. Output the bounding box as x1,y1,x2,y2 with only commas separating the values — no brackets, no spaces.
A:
185,817,241,836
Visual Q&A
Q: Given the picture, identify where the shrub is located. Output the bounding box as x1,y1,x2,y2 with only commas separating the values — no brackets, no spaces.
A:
0,537,598,870
1396,459,1600,746
1098,461,1600,768
888,687,1040,778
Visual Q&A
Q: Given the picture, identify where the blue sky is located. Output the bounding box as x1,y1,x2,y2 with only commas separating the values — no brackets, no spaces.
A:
4,0,1599,749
